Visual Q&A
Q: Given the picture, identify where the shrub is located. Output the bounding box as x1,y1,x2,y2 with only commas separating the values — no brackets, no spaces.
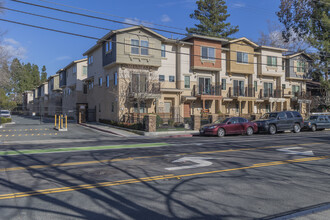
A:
174,122,184,128
156,115,163,129
168,119,174,126
0,117,12,124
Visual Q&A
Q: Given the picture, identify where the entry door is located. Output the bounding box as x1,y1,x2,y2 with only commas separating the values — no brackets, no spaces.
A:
184,103,191,118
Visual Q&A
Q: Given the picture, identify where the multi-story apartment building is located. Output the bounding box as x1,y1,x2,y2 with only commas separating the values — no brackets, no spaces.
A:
39,82,49,117
32,87,39,115
58,59,88,120
47,74,62,117
22,91,33,115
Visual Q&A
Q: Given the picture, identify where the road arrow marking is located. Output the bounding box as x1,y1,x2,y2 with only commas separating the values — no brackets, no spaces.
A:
277,147,314,156
165,157,216,171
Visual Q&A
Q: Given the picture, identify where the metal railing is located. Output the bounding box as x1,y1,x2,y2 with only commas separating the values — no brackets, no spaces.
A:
193,85,222,96
228,87,255,98
129,82,161,94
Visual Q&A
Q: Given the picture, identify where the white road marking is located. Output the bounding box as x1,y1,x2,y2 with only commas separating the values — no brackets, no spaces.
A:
276,147,314,156
165,157,217,171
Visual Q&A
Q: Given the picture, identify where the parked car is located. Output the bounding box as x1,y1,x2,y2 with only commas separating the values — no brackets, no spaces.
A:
0,110,11,118
200,117,258,137
254,111,304,135
303,114,330,131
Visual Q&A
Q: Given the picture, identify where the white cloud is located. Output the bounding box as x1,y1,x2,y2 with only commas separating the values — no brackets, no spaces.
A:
123,18,154,28
2,38,27,59
161,14,171,23
231,2,246,8
55,56,71,61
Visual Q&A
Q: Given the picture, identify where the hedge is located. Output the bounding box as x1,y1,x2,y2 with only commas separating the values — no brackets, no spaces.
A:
0,117,12,124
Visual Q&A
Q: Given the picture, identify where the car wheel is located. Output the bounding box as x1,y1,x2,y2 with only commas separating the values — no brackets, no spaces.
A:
246,127,253,136
269,124,276,135
311,124,317,132
217,128,225,137
293,123,301,133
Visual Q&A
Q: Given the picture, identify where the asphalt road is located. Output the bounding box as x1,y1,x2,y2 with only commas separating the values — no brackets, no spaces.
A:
0,116,330,219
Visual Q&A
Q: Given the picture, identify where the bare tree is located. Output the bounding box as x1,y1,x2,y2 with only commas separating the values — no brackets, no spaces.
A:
258,20,310,52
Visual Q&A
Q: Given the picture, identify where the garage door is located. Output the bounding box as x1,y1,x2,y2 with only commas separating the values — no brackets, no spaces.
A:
184,103,191,118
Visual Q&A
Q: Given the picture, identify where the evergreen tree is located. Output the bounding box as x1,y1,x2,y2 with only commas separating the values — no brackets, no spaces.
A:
186,0,239,38
31,64,40,87
40,65,47,83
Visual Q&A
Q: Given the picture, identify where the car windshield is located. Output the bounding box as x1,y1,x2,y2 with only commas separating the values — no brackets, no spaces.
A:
308,116,318,120
213,118,230,124
0,110,10,114
261,113,278,119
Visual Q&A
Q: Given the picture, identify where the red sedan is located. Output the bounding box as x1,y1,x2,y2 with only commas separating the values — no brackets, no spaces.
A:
200,117,258,137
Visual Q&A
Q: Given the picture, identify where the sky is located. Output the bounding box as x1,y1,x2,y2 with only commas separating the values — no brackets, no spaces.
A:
0,0,282,78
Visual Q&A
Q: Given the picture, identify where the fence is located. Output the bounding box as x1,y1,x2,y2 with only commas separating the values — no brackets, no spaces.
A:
156,116,193,131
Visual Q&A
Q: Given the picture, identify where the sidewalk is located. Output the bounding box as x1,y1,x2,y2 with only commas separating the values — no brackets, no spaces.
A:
80,122,199,138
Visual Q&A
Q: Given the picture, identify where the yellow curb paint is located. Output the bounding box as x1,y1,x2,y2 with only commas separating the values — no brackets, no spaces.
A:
0,156,328,200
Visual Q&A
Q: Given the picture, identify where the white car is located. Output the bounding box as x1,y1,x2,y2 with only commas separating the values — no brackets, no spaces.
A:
0,110,11,118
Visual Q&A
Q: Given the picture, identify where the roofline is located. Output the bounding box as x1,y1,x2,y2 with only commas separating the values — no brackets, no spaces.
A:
227,37,259,48
57,58,87,73
181,34,229,43
284,52,313,60
258,45,288,52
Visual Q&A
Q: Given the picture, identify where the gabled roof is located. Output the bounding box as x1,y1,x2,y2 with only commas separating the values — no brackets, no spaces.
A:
56,58,87,73
181,34,228,43
283,51,313,60
83,25,168,56
258,45,288,52
227,37,259,48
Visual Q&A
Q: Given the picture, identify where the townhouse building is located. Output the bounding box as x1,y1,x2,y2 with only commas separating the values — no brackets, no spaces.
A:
47,74,62,117
32,87,39,115
38,82,49,117
58,59,88,120
22,91,33,115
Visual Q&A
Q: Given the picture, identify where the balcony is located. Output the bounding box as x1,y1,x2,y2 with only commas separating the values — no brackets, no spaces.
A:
193,85,222,99
128,82,161,99
291,91,312,102
227,87,255,98
259,89,282,99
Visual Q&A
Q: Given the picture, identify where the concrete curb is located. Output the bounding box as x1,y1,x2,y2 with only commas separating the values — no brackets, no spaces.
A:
79,123,125,137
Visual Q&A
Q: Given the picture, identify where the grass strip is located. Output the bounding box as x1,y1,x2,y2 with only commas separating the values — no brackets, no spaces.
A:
0,143,169,156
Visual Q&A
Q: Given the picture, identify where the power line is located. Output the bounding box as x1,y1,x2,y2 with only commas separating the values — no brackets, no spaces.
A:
0,18,315,69
35,0,186,31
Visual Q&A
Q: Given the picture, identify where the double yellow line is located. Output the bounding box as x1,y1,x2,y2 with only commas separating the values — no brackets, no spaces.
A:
0,155,329,200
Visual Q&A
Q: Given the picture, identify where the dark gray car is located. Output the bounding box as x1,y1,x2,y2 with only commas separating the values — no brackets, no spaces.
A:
303,115,330,132
254,111,304,135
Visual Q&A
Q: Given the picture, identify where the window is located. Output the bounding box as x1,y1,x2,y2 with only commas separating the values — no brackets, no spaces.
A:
131,39,139,54
199,77,211,95
238,118,248,123
88,56,93,64
114,72,117,86
105,41,112,53
282,84,286,90
134,102,146,113
233,80,245,96
266,104,271,113
159,75,165,82
297,61,306,72
292,85,300,96
286,112,293,118
267,56,277,67
161,44,166,57
264,82,273,97
184,76,190,89
141,40,149,55
278,112,286,119
237,52,248,63
132,74,147,93
282,60,285,70
99,103,101,112
106,75,110,88
72,65,77,73
292,111,302,118
68,88,71,95
82,66,87,75
111,102,114,112
201,46,215,60
169,76,175,82
222,79,226,90
99,77,102,86
254,81,257,92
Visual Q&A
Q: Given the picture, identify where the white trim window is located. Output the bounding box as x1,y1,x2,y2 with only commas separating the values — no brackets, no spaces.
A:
201,46,215,60
141,40,149,55
267,56,277,67
184,76,190,88
99,77,102,86
169,76,175,82
161,44,166,57
237,52,248,63
131,39,139,55
159,75,165,82
88,56,93,64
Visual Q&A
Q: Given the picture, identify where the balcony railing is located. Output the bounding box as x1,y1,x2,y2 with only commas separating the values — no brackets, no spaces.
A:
228,87,255,98
292,91,312,99
129,82,161,94
193,85,222,96
259,89,282,99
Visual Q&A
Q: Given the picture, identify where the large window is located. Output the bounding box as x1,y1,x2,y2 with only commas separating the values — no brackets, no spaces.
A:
292,85,300,96
161,44,166,57
169,76,175,82
237,52,248,63
221,79,226,90
131,39,139,54
199,77,211,94
264,82,273,97
88,56,93,64
233,80,245,96
184,76,190,89
159,75,165,82
297,61,306,72
82,66,87,75
132,74,147,93
134,102,146,113
267,56,277,67
105,41,112,53
201,46,215,60
131,39,149,55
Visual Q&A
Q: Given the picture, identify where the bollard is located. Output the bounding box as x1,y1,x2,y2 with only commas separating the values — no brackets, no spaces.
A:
54,115,57,128
58,115,61,130
61,115,63,129
65,115,67,129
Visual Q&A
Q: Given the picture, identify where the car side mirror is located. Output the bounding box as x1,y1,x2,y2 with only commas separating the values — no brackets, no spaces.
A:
227,122,231,124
